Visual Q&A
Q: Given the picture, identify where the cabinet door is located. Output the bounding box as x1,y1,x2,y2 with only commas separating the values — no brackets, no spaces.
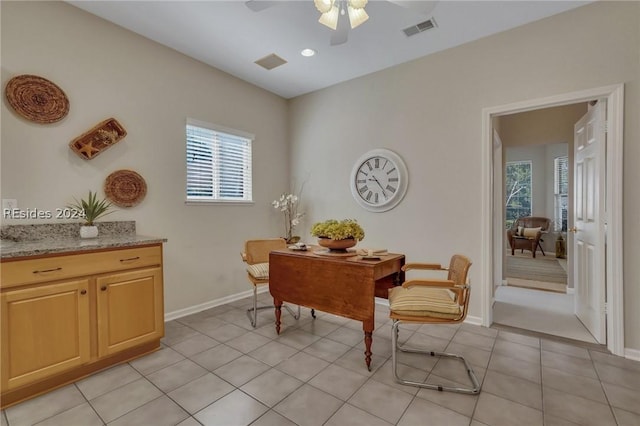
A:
96,268,164,357
1,280,90,390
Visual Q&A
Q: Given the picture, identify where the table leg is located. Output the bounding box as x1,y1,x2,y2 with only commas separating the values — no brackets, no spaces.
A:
363,319,374,371
364,331,373,371
274,299,282,335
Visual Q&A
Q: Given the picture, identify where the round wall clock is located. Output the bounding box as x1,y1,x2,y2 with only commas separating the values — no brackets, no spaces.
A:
350,148,409,212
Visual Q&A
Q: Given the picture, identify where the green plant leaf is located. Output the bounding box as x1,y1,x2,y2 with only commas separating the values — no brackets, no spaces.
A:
68,190,113,225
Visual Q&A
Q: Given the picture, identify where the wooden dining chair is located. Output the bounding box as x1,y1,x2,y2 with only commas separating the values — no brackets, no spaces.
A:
388,254,480,394
241,238,300,328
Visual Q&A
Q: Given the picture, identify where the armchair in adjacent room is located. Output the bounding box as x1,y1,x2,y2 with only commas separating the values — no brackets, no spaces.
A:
507,216,551,258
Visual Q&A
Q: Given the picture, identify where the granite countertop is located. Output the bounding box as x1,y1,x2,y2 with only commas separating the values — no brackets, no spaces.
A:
0,222,166,259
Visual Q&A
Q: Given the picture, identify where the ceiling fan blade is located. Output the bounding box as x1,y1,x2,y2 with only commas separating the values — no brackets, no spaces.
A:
387,0,438,16
245,1,279,12
330,15,349,46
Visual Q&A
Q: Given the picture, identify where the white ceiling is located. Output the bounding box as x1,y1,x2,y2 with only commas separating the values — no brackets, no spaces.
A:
69,1,591,99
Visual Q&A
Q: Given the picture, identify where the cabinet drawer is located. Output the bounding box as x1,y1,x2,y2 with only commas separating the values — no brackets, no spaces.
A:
1,245,162,289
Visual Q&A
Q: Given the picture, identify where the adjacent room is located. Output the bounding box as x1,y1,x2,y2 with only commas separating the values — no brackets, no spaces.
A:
1,1,639,425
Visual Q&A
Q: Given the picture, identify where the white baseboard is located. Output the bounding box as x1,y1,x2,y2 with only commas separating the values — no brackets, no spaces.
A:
624,347,640,361
164,286,269,322
464,315,483,326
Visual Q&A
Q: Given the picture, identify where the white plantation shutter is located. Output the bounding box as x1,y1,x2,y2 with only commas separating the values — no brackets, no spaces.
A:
554,155,568,231
186,119,253,202
554,156,568,195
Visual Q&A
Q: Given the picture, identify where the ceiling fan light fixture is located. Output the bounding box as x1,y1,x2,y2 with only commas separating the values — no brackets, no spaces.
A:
318,5,339,30
347,5,368,29
314,0,334,14
349,0,368,9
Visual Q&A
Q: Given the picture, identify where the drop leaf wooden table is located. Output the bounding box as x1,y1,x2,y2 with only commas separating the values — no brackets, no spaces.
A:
269,248,405,370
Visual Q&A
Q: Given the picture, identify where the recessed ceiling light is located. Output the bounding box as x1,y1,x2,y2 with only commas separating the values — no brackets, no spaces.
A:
301,48,316,57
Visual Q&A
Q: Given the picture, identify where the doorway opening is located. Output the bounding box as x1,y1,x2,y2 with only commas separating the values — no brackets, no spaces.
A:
494,104,594,343
480,84,625,356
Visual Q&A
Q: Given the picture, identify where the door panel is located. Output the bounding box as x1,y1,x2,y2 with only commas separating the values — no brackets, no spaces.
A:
573,101,606,344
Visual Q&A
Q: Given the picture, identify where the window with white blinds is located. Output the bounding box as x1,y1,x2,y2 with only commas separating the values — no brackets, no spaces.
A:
186,119,253,203
554,155,568,231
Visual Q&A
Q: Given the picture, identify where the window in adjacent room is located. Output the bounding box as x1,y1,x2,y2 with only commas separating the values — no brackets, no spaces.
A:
554,155,568,231
186,119,253,203
505,160,532,229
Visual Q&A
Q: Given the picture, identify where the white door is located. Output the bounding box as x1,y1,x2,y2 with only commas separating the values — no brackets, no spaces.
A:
573,101,606,344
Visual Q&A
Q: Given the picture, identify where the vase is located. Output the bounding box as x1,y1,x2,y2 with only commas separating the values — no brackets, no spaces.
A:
286,236,301,244
80,225,98,239
317,237,357,252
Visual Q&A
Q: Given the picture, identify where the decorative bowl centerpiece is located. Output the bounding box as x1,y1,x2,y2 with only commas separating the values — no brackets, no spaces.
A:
311,219,365,252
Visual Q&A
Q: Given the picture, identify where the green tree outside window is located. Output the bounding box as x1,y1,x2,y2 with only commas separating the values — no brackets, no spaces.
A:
505,160,532,229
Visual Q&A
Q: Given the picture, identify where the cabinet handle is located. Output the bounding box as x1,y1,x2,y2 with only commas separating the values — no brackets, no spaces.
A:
120,256,140,262
33,267,62,274
80,289,87,295
101,286,107,291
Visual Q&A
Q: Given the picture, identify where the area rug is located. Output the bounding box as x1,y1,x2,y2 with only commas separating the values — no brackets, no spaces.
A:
505,255,567,293
506,277,566,293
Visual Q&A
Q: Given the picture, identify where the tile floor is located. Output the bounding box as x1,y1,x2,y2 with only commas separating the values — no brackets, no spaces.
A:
3,293,640,426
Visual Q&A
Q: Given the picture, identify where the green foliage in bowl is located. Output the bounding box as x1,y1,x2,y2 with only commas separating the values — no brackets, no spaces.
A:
68,191,113,226
310,219,365,241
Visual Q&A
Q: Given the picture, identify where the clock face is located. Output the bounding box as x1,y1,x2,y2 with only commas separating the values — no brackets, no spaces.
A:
350,149,408,212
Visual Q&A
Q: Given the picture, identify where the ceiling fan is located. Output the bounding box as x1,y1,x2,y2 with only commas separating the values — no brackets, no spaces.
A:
245,0,438,46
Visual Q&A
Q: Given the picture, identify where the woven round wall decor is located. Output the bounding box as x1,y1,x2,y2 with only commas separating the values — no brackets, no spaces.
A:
104,170,147,208
5,75,70,123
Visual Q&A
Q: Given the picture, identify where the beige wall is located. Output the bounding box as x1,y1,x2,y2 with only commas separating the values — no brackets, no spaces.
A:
499,103,587,148
289,1,640,351
1,2,290,313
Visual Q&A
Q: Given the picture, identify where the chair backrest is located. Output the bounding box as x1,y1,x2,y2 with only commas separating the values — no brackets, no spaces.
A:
447,254,472,308
512,216,551,232
244,238,286,265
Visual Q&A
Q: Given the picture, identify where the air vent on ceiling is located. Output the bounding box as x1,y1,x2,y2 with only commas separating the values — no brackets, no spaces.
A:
254,53,287,70
403,18,437,37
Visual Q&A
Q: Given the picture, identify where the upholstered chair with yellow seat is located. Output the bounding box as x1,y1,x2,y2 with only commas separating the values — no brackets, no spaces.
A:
388,254,480,394
241,238,300,328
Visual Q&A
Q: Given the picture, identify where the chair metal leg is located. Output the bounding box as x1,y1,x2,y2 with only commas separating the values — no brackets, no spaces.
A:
246,285,301,327
246,285,272,328
391,320,481,394
283,304,300,320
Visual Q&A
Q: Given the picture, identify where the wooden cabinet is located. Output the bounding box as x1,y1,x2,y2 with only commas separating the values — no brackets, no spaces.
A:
0,244,164,407
96,267,163,357
1,279,91,390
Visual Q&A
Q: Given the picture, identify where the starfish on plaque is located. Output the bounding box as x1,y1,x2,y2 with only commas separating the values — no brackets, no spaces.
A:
78,141,100,159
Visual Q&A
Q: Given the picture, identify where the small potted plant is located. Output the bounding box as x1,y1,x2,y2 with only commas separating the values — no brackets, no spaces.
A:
68,191,113,238
310,219,365,251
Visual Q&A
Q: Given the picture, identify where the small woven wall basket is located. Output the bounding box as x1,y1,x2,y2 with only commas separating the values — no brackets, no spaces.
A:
69,118,127,160
104,170,147,208
5,75,70,123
